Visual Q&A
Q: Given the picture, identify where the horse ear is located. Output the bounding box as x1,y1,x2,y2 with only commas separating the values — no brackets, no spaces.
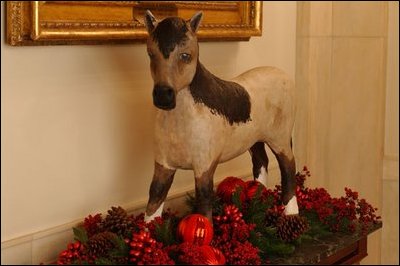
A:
189,11,203,33
144,10,157,33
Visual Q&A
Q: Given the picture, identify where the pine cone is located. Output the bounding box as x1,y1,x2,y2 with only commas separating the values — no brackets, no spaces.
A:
100,206,134,238
276,215,309,242
265,209,283,227
86,232,117,257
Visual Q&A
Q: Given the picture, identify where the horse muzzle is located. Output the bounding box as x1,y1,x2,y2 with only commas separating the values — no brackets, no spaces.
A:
152,85,176,110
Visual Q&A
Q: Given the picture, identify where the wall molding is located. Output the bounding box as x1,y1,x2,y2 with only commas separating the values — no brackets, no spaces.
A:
383,154,399,181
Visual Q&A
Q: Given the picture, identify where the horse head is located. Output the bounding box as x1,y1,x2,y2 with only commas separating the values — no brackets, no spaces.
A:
144,11,203,110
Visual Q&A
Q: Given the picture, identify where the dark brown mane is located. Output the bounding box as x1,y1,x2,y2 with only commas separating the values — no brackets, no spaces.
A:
152,17,188,59
189,63,252,125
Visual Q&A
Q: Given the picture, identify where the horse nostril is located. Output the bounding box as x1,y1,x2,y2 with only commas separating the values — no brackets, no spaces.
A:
166,89,174,100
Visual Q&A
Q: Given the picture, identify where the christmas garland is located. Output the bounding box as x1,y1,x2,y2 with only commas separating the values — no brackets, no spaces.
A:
55,167,381,265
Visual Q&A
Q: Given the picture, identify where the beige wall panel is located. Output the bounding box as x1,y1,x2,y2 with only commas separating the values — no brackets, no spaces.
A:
328,38,385,203
333,1,388,37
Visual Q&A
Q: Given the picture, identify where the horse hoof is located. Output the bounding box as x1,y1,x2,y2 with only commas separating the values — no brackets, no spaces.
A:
284,196,299,215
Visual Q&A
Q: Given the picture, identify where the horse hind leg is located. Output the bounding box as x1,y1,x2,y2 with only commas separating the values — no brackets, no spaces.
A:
267,139,298,215
249,142,269,186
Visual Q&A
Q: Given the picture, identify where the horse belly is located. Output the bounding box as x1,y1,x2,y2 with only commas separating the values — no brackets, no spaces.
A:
219,123,259,163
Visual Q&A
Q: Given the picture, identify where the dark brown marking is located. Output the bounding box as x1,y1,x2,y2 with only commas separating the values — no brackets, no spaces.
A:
271,151,296,205
194,161,218,221
249,142,269,179
190,63,251,125
146,162,176,216
151,17,188,59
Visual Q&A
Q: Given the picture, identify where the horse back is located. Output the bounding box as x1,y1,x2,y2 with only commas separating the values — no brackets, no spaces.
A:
232,66,296,139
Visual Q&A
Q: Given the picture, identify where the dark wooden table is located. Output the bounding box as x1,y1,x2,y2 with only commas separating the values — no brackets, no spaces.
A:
269,222,382,265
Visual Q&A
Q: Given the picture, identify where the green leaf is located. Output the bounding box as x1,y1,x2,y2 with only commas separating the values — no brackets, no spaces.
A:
154,216,180,246
110,235,130,258
73,226,88,244
232,187,243,211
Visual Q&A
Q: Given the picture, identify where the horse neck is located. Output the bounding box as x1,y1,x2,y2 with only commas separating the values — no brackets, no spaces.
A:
188,60,252,125
191,61,219,88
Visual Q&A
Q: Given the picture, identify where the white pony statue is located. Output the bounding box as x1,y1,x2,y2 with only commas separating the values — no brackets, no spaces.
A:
143,11,298,223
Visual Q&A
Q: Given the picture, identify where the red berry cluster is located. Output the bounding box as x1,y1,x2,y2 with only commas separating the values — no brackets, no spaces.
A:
294,168,381,234
168,242,225,265
131,213,147,232
296,166,311,189
264,185,284,207
213,205,261,265
213,237,261,265
83,213,102,237
57,241,93,265
329,188,380,234
133,208,178,234
128,231,174,265
214,205,254,241
170,242,206,264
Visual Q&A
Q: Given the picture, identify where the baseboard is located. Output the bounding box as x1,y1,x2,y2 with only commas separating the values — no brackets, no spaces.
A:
1,164,280,264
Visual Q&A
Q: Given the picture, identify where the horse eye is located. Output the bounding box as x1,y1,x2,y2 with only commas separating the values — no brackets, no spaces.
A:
147,51,154,59
179,53,191,63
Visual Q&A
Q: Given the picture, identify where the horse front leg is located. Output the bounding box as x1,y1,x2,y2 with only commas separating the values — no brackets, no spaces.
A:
194,161,218,221
144,162,176,222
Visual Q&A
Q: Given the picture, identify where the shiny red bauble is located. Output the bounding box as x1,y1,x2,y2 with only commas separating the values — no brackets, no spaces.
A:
177,214,213,246
245,180,268,200
216,176,247,203
199,245,226,265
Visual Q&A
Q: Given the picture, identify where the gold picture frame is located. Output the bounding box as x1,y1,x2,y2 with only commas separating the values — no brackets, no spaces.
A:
6,1,262,46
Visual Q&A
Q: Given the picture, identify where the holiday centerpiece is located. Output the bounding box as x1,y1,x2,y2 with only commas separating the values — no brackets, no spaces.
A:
55,167,381,265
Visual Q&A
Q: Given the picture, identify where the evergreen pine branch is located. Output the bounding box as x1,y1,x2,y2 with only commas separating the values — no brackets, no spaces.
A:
244,185,269,227
302,211,332,238
73,226,88,244
110,235,130,258
154,217,178,246
231,187,243,212
249,229,295,258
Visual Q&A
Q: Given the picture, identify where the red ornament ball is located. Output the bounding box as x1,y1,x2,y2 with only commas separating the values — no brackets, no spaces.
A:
177,214,213,246
245,180,268,200
216,176,247,203
199,245,226,265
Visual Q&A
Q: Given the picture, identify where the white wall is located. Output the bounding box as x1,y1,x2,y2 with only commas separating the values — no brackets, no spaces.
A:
1,1,297,258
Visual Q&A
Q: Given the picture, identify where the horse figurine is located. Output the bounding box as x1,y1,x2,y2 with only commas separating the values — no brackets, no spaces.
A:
143,11,298,222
